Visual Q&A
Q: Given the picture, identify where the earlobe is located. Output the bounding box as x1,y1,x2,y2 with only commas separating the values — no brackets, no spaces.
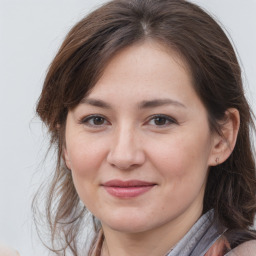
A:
209,108,240,166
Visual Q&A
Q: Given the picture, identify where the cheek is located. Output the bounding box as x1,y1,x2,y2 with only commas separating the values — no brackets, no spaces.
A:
147,131,211,183
66,137,108,209
146,134,210,213
66,136,108,177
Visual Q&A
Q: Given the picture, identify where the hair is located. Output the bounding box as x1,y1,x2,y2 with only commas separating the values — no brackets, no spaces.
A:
34,0,256,255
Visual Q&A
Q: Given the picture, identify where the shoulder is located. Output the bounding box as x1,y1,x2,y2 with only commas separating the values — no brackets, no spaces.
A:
0,243,20,256
226,240,256,256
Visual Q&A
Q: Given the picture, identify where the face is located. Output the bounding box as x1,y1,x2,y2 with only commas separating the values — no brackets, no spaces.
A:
64,41,217,235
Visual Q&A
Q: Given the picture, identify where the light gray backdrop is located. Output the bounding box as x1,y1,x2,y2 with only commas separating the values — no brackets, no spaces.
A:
0,1,255,255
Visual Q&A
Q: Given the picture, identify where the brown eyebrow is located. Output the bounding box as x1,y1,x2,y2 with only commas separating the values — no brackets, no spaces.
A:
80,98,112,109
80,97,186,109
138,99,186,109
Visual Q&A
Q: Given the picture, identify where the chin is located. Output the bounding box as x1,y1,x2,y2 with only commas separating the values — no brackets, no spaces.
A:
101,214,153,234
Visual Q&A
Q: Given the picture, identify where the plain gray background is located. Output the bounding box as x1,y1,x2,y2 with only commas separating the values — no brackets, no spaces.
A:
0,1,256,255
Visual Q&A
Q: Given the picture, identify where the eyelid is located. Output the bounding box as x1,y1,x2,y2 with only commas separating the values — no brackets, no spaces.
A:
79,114,110,127
145,114,178,127
78,113,178,129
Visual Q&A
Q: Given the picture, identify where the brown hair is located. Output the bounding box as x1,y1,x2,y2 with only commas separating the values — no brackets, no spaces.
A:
34,0,256,255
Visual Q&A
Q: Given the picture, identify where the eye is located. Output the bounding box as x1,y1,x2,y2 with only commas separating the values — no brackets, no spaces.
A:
80,115,110,127
147,114,177,127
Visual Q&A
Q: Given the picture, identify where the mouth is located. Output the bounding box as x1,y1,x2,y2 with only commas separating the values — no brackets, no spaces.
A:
101,180,157,198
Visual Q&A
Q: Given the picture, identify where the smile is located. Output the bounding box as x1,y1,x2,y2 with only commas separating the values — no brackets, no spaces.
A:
102,180,156,198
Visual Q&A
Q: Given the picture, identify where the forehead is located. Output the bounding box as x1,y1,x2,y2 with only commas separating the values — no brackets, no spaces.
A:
86,41,195,104
99,40,190,81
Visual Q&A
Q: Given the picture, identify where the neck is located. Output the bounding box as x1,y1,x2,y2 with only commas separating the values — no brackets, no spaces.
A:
100,206,202,256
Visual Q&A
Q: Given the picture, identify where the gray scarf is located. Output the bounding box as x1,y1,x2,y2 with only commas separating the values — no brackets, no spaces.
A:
167,210,227,256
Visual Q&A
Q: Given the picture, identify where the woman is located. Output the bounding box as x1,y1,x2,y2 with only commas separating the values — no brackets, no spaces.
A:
34,0,256,255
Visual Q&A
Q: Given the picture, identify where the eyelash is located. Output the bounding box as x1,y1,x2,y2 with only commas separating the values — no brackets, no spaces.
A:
79,114,178,128
79,114,110,128
146,114,178,127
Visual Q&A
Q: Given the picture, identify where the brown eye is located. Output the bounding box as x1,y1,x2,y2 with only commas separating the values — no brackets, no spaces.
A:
92,116,105,125
81,115,109,127
154,117,168,126
147,114,177,127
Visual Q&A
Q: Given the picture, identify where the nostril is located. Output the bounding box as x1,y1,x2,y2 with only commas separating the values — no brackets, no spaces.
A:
107,155,144,170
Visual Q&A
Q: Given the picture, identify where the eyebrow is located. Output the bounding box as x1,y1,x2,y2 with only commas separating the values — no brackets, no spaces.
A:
138,99,186,109
80,98,186,109
80,98,112,109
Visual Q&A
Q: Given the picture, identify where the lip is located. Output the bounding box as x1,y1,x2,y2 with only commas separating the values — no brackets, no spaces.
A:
101,179,156,198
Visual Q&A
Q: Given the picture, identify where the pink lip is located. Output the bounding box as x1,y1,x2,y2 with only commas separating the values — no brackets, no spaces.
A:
102,179,156,198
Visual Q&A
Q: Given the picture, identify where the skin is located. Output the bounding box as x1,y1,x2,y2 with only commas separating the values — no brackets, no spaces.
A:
205,236,231,255
64,41,238,256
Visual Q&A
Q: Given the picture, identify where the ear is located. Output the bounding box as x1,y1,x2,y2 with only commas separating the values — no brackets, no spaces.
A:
63,147,72,170
208,108,240,166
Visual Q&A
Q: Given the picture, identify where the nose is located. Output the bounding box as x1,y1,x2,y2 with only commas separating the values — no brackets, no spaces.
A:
107,126,146,170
